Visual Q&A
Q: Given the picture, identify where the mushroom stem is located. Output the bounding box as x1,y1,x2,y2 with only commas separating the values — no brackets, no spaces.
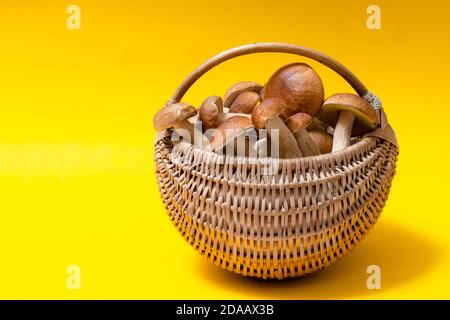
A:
265,117,303,158
293,129,320,156
253,138,268,157
332,110,355,152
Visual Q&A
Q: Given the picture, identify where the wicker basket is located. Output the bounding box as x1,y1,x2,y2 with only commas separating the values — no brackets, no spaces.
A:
154,43,399,279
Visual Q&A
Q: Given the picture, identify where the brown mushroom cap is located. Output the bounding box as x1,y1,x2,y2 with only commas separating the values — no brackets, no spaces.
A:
199,96,223,130
209,116,253,150
153,102,197,132
263,63,324,118
285,113,313,133
223,81,262,109
251,97,285,129
229,91,260,114
318,93,377,136
309,131,333,154
259,85,265,101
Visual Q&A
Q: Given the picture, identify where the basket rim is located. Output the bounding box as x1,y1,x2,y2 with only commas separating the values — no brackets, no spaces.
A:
164,136,390,166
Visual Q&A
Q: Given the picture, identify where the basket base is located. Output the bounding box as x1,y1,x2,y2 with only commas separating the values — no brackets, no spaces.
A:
154,137,398,279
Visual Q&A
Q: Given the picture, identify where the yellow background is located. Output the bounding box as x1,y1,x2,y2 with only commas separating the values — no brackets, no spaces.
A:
0,0,449,299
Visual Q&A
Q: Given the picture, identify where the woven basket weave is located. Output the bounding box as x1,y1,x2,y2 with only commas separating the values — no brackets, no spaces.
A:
154,43,399,279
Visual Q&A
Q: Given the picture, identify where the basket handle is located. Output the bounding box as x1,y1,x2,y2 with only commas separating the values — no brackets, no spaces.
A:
167,42,381,108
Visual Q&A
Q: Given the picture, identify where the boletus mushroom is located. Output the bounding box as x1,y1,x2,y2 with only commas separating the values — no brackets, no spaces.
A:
153,102,209,148
209,116,255,156
229,91,260,114
252,97,303,158
318,93,377,152
263,63,324,119
285,112,320,156
199,96,223,130
198,95,253,131
308,131,333,154
223,81,262,109
153,102,197,138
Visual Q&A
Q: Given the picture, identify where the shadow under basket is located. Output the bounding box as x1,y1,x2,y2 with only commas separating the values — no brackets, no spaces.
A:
154,43,399,279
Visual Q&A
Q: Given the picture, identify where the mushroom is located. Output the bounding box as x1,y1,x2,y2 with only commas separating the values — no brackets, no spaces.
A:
223,81,262,109
199,96,223,130
209,116,255,156
252,97,303,158
307,117,329,132
153,102,209,148
318,93,377,152
229,91,260,114
263,63,324,119
198,95,254,133
308,131,333,154
285,112,320,156
259,85,265,101
252,137,272,158
153,102,197,138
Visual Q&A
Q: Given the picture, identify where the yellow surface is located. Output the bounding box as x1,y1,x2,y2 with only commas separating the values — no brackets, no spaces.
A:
0,0,449,299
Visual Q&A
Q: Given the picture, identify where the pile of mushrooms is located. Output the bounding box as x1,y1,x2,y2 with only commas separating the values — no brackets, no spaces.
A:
153,63,378,158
